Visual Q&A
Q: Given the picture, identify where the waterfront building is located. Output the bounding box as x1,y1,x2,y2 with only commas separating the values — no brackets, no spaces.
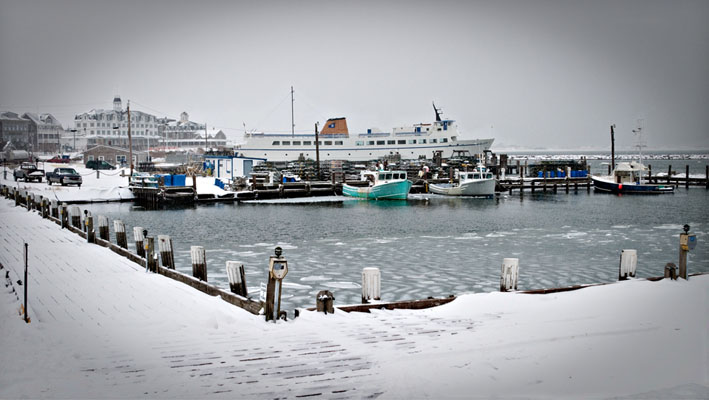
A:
22,113,62,153
0,111,33,152
83,144,149,167
157,112,227,150
74,96,160,151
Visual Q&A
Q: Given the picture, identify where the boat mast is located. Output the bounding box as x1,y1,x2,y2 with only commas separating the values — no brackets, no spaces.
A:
610,124,615,172
291,86,295,138
632,119,646,165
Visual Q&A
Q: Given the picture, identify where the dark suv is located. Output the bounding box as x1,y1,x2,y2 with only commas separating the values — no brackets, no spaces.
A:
86,160,116,170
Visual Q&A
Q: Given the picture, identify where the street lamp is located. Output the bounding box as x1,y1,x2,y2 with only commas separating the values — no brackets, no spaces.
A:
70,129,77,152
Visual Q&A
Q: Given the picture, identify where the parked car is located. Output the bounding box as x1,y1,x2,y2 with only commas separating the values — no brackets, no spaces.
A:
86,160,116,170
13,162,45,182
47,155,70,163
46,167,82,187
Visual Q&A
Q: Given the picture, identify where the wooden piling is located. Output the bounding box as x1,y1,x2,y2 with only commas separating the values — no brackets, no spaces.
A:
667,165,672,184
114,220,128,249
531,180,535,193
51,200,58,218
226,261,248,297
648,165,652,183
685,165,689,189
565,180,569,193
679,243,688,280
500,258,519,292
14,188,20,207
618,249,637,280
157,235,175,269
361,267,381,304
664,263,678,280
133,227,145,257
70,206,81,229
316,290,335,314
706,165,709,189
98,216,109,241
145,237,156,272
60,203,68,228
26,193,31,211
190,246,207,281
84,213,94,243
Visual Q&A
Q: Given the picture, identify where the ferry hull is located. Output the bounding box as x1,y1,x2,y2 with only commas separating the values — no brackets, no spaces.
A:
591,176,674,194
342,180,412,200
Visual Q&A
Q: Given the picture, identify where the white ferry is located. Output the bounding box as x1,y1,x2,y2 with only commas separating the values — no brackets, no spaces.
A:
235,104,493,162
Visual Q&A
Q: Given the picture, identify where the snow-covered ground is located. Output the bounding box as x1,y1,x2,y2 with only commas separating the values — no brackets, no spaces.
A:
0,162,231,203
1,199,707,399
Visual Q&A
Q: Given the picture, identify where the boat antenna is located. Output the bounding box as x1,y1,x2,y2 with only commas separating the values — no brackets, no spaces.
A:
432,101,442,122
632,119,646,165
291,86,295,138
610,124,615,171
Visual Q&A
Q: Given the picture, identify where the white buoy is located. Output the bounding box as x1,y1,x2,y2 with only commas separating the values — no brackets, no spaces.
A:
362,267,381,303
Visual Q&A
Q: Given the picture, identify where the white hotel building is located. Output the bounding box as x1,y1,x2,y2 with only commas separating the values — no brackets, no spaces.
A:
74,96,160,151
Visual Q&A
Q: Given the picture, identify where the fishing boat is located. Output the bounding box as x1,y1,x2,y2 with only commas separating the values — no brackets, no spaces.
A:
235,100,494,162
591,162,673,194
342,170,412,200
428,164,495,197
591,122,674,194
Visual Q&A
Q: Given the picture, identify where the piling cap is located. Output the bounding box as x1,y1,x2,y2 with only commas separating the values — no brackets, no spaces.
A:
684,224,690,233
274,246,283,257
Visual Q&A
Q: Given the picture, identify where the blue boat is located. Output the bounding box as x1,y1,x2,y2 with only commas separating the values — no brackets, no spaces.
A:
591,162,674,194
342,170,412,200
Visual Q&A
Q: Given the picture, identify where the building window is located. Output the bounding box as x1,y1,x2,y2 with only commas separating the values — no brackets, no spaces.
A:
324,141,332,145
272,141,280,145
408,139,416,144
387,140,395,145
282,141,290,145
431,139,437,143
367,141,375,145
356,141,364,146
303,141,311,145
376,140,385,145
335,140,343,145
292,141,301,145
441,138,448,143
398,140,406,144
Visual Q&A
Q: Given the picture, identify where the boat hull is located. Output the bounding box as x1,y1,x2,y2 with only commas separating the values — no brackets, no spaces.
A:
429,179,495,197
342,180,412,200
591,176,674,194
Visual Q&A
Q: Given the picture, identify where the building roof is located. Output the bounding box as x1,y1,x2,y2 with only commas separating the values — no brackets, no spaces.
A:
84,144,147,154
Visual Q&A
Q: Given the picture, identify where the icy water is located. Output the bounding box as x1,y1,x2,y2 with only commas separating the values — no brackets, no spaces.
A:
87,178,709,313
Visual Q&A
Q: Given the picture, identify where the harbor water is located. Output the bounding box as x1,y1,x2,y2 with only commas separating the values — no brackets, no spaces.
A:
86,169,709,313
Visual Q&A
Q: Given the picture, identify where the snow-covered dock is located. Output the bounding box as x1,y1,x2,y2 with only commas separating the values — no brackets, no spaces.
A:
1,198,708,398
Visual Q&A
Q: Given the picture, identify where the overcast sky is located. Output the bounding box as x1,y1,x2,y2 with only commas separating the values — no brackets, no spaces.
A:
1,0,707,150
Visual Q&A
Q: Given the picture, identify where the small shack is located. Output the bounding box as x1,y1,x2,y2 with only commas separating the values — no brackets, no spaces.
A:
203,154,265,182
83,145,149,167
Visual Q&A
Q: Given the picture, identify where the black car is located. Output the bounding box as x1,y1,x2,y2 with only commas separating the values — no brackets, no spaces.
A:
86,160,116,170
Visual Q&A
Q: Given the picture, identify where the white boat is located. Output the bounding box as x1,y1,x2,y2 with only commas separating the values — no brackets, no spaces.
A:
235,103,493,162
428,164,495,197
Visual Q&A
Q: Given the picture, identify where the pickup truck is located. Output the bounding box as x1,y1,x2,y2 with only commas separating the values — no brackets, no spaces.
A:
13,162,45,182
46,167,82,187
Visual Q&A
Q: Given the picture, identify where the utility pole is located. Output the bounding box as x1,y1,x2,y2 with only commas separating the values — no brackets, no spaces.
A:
291,86,295,138
610,124,615,174
127,101,133,178
315,122,320,181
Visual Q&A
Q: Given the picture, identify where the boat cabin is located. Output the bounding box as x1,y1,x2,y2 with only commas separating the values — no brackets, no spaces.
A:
613,162,646,184
360,170,408,185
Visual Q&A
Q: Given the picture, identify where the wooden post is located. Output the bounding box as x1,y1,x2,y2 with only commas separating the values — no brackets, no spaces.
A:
133,227,145,257
51,200,58,218
23,243,29,323
618,249,637,280
667,165,672,184
60,203,68,228
98,215,109,241
86,213,95,243
531,180,535,193
114,220,127,249
500,258,519,292
565,179,569,193
516,159,520,178
41,198,48,218
361,267,381,304
145,237,156,272
70,206,81,229
158,235,175,269
678,241,688,280
26,193,32,211
685,165,689,189
14,188,19,207
190,246,207,281
664,263,678,280
226,261,248,297
316,290,335,314
706,165,709,189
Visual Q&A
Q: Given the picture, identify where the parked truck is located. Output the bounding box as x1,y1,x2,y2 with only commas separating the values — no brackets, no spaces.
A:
13,162,45,182
46,167,82,187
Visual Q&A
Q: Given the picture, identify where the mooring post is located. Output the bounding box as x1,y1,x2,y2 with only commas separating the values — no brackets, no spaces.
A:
145,236,156,272
316,290,335,314
114,220,128,249
14,188,19,207
226,261,248,297
158,235,175,269
265,247,288,322
664,263,678,280
500,258,519,292
667,165,672,184
41,198,48,218
190,246,207,281
60,203,68,228
70,206,81,229
86,213,95,243
705,165,708,189
51,200,58,219
23,242,29,323
678,224,696,280
648,164,652,183
530,180,535,193
685,165,689,189
133,227,145,257
361,267,381,304
26,193,31,211
618,249,637,280
98,215,109,241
